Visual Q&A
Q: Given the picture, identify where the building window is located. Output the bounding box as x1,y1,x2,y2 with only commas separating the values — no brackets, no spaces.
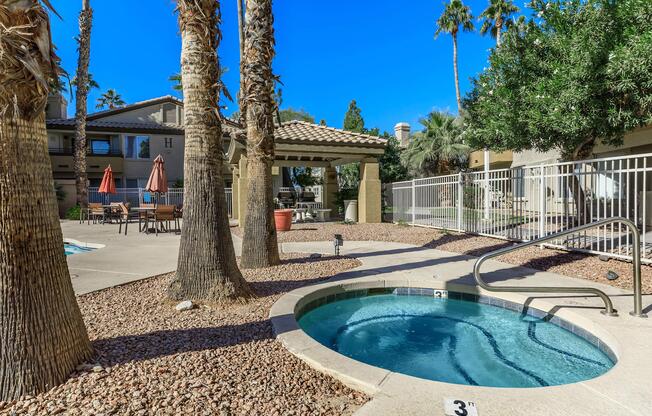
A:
164,137,173,148
124,135,150,159
126,178,138,188
90,138,110,155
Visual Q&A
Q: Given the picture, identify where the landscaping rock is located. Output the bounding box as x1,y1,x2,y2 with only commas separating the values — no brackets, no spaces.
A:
175,300,194,312
309,253,322,259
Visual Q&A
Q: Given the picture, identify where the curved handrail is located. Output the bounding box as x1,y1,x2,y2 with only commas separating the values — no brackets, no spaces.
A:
473,217,647,318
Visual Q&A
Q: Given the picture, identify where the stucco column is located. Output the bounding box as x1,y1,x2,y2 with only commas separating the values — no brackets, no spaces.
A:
231,166,240,220
358,158,381,223
322,166,338,214
237,156,248,224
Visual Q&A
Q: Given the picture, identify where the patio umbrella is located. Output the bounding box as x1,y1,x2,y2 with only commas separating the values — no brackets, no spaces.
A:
145,154,168,206
98,164,117,204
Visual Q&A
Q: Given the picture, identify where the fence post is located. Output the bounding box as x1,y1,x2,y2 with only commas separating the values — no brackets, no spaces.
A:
457,172,463,231
411,179,416,225
539,166,546,240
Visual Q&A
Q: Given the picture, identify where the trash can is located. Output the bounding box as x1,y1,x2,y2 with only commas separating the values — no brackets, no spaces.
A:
344,200,358,223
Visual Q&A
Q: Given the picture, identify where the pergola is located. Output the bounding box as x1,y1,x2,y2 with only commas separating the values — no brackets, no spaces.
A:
226,120,387,223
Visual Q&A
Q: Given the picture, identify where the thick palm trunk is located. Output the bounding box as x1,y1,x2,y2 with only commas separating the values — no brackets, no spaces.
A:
240,0,280,269
237,0,247,127
452,32,462,114
0,3,92,400
169,0,252,302
74,0,93,208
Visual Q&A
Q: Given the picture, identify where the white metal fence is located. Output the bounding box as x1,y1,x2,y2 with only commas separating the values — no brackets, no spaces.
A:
89,187,234,217
392,152,652,264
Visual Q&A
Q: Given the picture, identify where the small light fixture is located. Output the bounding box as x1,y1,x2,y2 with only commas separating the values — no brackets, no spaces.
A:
606,270,619,281
334,234,343,255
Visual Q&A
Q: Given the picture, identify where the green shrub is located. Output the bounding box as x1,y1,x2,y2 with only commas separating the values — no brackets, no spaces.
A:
66,205,81,220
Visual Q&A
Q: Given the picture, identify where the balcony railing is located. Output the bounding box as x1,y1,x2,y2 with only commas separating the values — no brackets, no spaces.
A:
48,146,123,157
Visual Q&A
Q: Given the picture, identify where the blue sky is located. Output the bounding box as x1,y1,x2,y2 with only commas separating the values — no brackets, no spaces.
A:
49,0,527,134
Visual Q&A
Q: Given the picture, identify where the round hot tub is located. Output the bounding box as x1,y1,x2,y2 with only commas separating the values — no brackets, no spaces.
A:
297,288,615,388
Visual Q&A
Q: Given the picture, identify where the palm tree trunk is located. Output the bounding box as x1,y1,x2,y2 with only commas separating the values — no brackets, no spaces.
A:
237,0,247,127
169,0,252,302
240,0,280,269
496,19,502,46
74,0,93,208
0,3,92,400
452,32,462,114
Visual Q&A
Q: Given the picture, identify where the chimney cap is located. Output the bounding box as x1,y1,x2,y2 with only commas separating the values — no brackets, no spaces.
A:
394,122,410,129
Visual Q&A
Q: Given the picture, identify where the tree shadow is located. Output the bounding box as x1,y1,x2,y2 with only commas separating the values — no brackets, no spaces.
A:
422,232,515,257
92,321,272,367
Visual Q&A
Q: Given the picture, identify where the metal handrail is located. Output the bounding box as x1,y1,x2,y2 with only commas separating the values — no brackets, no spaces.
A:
473,217,647,318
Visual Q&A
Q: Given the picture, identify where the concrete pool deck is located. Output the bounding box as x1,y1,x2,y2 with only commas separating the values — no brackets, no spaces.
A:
271,241,652,416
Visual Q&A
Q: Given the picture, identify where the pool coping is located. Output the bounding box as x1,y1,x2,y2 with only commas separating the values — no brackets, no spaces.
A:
64,237,106,250
270,278,622,397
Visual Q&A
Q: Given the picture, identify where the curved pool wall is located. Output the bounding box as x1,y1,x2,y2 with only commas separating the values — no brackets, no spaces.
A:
63,238,104,256
295,287,617,388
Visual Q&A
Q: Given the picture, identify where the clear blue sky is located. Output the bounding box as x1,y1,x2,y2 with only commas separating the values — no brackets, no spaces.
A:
49,0,528,134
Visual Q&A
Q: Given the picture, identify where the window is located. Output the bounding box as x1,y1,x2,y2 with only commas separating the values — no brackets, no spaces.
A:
124,135,150,159
90,139,110,155
126,178,138,188
164,137,173,148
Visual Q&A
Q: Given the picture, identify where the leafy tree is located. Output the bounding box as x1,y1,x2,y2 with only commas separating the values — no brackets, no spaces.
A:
401,111,469,177
379,133,409,183
279,108,315,123
319,119,327,126
343,99,365,132
0,0,92,400
74,0,93,209
95,88,125,110
435,0,474,113
240,0,280,269
478,0,519,46
168,0,251,301
290,167,321,188
465,0,652,218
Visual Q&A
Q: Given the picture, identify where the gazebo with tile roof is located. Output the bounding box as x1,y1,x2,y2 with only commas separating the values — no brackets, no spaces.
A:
226,120,387,223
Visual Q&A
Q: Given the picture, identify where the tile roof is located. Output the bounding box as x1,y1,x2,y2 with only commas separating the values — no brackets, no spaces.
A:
46,118,184,135
260,120,386,147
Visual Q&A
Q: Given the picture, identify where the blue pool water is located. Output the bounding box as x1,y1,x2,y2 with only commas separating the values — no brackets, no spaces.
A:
64,243,94,256
298,292,614,387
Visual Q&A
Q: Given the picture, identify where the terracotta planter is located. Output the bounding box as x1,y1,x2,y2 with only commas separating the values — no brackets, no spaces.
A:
274,209,293,231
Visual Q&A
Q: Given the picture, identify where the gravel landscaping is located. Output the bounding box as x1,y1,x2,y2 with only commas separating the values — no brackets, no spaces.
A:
0,254,366,416
235,222,652,293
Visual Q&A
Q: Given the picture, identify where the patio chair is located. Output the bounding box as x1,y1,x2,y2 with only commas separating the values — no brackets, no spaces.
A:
151,204,179,236
87,203,105,224
117,203,143,235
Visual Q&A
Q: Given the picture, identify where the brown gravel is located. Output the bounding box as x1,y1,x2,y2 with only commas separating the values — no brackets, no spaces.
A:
0,254,366,416
236,222,652,294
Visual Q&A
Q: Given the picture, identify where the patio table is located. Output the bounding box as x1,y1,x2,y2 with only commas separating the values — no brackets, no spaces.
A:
296,202,319,220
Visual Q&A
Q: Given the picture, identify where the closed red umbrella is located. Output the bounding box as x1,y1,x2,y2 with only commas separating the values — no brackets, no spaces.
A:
98,165,116,204
145,155,168,205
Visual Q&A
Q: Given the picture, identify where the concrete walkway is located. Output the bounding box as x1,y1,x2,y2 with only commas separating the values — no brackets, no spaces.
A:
272,241,652,416
62,220,243,294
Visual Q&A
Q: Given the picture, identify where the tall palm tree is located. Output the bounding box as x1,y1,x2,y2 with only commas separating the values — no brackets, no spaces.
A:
240,0,280,269
168,0,252,301
0,1,92,400
401,111,470,177
95,88,125,110
237,0,247,127
74,0,93,208
479,0,519,46
169,68,232,107
435,0,474,114
71,72,100,90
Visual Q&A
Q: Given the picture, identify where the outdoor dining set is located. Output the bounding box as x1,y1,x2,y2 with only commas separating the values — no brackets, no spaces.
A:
79,154,180,236
276,189,332,222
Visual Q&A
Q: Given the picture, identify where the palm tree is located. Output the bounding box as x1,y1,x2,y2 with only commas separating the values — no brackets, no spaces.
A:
95,88,125,110
435,0,474,114
71,72,99,91
168,0,252,301
237,0,247,127
401,111,470,177
74,0,94,209
0,1,92,400
169,68,232,107
240,0,280,269
479,0,519,46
